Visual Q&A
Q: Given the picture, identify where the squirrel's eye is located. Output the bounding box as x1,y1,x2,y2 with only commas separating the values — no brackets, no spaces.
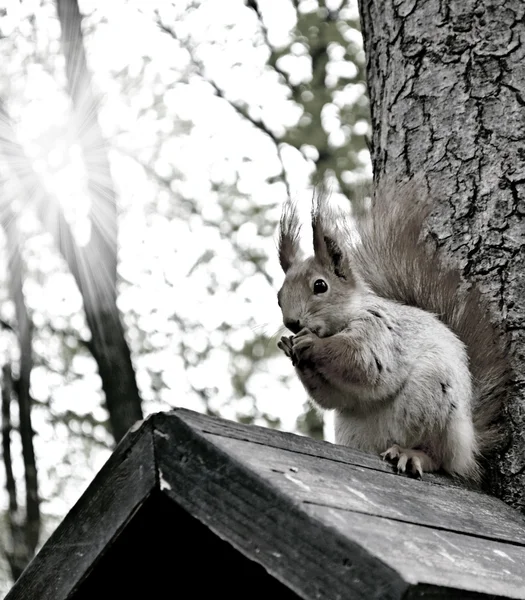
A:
313,279,328,294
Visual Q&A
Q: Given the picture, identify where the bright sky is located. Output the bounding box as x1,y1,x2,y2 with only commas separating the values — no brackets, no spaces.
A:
0,0,369,591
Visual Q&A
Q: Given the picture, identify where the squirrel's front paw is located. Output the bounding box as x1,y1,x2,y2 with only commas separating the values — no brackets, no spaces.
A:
278,336,296,365
291,328,319,366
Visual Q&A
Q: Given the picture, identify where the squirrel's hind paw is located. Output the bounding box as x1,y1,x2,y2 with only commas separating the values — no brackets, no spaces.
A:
381,445,438,479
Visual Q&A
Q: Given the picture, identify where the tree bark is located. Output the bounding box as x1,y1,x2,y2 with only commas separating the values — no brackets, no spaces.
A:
358,0,525,507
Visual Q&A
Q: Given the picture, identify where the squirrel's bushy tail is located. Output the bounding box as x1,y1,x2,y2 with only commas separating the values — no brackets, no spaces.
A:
351,180,508,453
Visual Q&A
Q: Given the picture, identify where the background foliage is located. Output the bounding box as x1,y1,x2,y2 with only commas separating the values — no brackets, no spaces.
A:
0,0,370,592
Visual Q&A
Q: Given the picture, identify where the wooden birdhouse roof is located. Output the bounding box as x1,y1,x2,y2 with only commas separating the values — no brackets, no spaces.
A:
6,409,525,600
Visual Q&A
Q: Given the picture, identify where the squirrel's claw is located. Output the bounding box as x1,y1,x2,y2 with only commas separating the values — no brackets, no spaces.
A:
381,445,431,479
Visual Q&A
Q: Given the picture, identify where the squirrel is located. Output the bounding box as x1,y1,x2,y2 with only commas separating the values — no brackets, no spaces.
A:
276,181,508,481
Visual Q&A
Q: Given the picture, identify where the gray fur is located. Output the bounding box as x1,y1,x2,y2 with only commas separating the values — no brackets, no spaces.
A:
279,201,303,273
276,181,509,481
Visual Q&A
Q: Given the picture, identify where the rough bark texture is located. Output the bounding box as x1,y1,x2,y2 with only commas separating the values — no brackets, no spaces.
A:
357,0,525,507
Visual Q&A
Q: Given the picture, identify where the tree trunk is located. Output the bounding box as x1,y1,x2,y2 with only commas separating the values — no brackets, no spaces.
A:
54,0,143,442
1,205,40,578
2,364,31,581
358,0,525,507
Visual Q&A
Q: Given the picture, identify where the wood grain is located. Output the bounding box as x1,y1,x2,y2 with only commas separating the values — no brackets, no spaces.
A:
202,433,525,545
309,505,525,600
171,408,473,489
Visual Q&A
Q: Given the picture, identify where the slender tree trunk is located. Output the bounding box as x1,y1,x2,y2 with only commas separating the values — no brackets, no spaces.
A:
1,206,40,578
50,0,143,442
0,98,142,444
1,364,27,581
358,0,525,507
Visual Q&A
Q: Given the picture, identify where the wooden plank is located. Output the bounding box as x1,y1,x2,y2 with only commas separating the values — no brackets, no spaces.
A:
170,408,471,489
307,505,525,600
5,419,156,600
199,433,525,546
152,413,410,600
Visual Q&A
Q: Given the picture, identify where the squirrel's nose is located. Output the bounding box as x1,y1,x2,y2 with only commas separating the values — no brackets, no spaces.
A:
284,319,302,334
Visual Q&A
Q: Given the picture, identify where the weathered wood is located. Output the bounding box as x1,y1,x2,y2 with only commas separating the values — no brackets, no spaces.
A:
309,506,525,600
201,434,525,545
171,408,466,489
154,410,525,599
153,413,409,600
6,409,525,600
4,420,156,600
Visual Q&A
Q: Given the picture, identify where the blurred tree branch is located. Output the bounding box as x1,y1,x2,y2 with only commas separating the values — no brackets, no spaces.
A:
0,318,15,332
154,15,293,202
118,149,274,286
156,1,370,200
245,0,300,96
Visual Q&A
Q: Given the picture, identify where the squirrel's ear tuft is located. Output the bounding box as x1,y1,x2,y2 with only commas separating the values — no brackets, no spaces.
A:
311,187,329,265
279,200,303,273
311,187,354,281
323,235,351,280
